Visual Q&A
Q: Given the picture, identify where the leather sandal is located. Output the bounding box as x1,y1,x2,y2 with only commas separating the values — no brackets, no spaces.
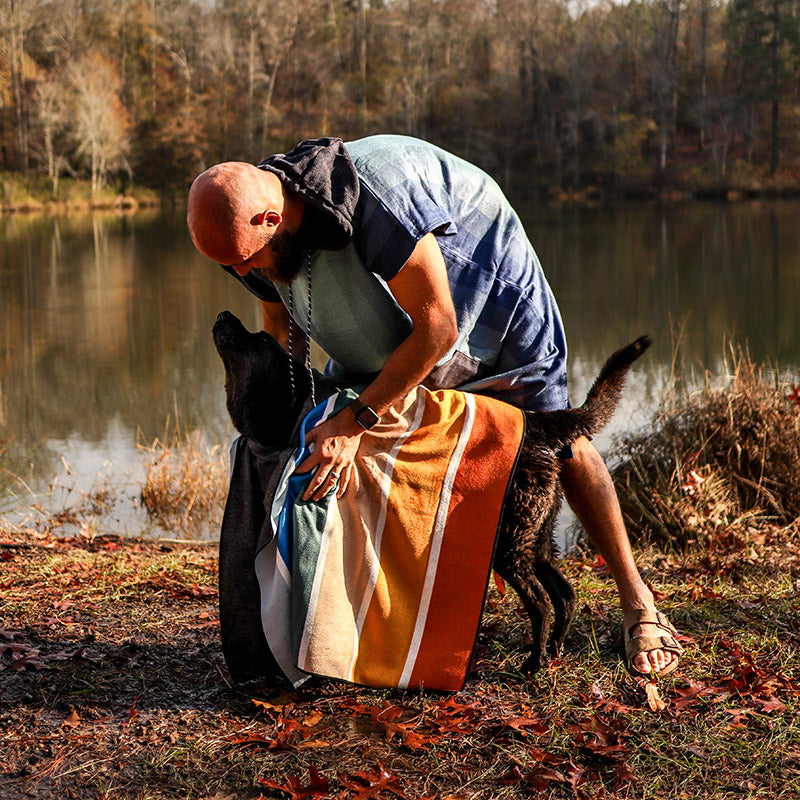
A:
623,609,683,677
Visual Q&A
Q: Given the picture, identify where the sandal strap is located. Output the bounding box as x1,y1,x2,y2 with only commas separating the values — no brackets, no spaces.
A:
623,609,678,639
625,634,682,661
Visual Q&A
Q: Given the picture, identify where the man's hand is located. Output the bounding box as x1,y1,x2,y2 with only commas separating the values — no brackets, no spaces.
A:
296,411,363,501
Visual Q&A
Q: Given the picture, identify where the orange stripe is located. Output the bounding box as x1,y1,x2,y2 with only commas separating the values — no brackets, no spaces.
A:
351,391,468,686
407,395,524,689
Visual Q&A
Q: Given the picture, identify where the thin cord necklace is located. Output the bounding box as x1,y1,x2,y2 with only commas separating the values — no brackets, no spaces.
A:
287,252,316,409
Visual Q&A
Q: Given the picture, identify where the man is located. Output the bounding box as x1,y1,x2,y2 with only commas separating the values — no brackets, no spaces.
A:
187,135,682,677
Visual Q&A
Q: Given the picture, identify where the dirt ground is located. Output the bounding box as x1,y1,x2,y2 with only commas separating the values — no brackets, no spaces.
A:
2,527,799,800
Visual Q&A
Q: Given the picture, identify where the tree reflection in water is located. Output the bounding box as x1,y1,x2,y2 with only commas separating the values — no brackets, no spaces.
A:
1,203,798,538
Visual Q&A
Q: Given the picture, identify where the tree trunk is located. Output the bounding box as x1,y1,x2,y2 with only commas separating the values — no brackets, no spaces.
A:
355,0,367,121
770,0,780,175
247,27,256,156
8,1,28,172
698,0,709,151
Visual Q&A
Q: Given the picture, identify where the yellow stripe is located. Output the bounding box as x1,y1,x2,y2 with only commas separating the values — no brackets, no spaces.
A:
351,390,467,686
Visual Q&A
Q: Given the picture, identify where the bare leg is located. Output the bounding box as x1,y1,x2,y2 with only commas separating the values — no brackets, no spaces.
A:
559,436,678,674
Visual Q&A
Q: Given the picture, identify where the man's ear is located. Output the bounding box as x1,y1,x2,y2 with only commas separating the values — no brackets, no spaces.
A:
252,210,282,227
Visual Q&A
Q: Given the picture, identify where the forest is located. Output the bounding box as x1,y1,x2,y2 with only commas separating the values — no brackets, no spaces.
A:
1,0,799,203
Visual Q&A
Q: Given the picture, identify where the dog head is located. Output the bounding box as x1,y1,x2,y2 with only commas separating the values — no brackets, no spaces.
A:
212,310,313,448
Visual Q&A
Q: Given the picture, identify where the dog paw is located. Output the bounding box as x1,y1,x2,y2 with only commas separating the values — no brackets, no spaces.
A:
520,653,546,676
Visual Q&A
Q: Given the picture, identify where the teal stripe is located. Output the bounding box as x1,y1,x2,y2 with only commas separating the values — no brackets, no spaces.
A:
289,389,358,659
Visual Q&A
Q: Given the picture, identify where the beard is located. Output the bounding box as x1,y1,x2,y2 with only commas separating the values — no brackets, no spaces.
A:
267,229,306,284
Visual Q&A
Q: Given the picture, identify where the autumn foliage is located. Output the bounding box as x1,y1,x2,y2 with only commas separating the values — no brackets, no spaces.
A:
2,0,800,199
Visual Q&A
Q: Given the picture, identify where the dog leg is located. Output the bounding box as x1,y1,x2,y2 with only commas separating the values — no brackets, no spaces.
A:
534,561,575,657
494,553,553,675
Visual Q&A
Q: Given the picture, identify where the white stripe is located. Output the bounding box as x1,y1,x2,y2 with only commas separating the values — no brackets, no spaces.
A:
398,393,475,687
347,390,428,680
254,543,310,687
260,392,341,684
296,499,338,668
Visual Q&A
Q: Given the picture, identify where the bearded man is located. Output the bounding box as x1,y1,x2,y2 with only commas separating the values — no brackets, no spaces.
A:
187,135,682,677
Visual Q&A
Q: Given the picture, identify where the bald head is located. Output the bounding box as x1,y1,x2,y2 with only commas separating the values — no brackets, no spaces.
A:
187,162,284,266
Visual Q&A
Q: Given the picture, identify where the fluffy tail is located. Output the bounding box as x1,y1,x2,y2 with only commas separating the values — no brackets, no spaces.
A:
527,335,651,450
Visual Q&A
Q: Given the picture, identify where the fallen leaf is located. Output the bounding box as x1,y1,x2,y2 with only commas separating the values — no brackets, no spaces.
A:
501,716,548,735
61,708,81,729
521,765,567,792
430,696,481,733
597,698,640,715
228,731,273,747
1,642,48,671
671,679,716,712
645,681,667,713
370,703,403,726
591,555,608,574
303,710,324,726
339,763,405,798
259,764,330,799
252,691,299,712
497,765,525,786
528,747,569,767
295,739,331,750
756,696,788,714
614,758,638,789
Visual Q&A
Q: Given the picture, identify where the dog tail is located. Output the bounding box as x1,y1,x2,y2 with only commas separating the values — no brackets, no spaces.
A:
580,335,651,430
527,335,651,450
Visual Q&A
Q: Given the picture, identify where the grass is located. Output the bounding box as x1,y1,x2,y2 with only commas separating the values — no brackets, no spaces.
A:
0,172,162,211
1,533,798,799
138,422,229,534
2,352,800,798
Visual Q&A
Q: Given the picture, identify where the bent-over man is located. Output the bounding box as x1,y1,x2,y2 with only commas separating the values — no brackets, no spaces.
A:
187,134,682,677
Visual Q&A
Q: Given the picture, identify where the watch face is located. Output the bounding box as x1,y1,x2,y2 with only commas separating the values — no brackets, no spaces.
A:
355,405,379,429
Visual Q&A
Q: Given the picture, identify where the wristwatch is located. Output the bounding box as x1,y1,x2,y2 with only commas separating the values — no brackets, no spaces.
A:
349,398,380,430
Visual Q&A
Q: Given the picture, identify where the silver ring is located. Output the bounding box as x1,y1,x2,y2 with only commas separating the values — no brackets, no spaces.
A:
330,471,340,481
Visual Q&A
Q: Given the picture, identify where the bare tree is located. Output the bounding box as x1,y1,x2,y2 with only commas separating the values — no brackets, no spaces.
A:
0,0,38,170
69,54,131,195
33,74,70,197
652,0,682,171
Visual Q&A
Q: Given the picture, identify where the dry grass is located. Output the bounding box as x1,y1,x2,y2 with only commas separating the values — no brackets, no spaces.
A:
138,424,229,533
610,346,800,552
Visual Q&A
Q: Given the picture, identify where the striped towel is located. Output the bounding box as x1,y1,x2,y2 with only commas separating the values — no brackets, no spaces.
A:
257,386,524,691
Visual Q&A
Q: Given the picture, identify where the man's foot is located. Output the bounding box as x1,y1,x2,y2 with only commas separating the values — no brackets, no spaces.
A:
623,609,683,677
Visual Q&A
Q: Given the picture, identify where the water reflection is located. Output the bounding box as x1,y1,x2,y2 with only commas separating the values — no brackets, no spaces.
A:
528,201,799,378
0,211,260,532
1,203,798,538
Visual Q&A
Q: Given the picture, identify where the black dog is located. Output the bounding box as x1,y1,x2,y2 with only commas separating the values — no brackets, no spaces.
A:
213,310,649,676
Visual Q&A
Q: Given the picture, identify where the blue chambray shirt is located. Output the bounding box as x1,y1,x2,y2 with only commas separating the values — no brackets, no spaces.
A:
243,135,569,413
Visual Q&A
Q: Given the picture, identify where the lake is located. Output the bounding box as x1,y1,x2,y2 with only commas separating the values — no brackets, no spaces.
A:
1,202,798,541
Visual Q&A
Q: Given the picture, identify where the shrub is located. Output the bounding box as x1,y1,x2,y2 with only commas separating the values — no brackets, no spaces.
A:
610,348,800,551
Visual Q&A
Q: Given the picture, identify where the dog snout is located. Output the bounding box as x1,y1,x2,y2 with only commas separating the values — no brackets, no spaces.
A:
213,310,248,353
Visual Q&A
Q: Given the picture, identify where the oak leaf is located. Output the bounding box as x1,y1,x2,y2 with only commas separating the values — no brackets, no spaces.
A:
338,763,405,798
259,764,330,799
